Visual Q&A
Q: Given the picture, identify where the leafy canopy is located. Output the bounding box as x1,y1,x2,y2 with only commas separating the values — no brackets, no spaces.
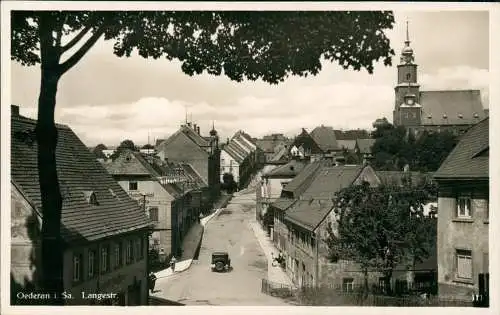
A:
12,11,395,84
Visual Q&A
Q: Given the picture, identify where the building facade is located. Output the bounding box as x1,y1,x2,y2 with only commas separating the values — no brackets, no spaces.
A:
156,122,220,205
10,106,151,305
434,118,489,300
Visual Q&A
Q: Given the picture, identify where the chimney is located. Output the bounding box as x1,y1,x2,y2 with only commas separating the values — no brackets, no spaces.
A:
11,105,19,117
187,122,192,128
193,123,197,132
197,126,200,135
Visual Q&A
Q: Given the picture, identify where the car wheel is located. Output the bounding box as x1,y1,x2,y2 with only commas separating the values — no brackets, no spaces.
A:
215,261,224,272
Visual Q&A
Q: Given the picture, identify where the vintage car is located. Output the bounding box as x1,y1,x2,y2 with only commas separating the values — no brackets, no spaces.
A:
210,251,231,272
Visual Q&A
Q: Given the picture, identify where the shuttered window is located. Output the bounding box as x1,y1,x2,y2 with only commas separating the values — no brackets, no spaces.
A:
456,249,472,280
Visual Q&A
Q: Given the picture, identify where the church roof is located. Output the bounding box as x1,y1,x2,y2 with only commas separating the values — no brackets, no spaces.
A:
419,90,485,126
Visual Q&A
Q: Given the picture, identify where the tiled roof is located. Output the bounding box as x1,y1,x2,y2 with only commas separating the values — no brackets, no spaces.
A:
285,199,335,231
269,146,289,162
180,125,210,147
11,114,152,244
334,129,371,140
301,165,364,200
264,160,306,178
310,125,339,152
291,128,324,154
155,139,164,147
281,161,325,198
376,171,434,187
270,198,296,211
105,150,154,176
434,117,489,179
233,137,253,154
356,138,376,154
337,140,357,151
419,90,486,126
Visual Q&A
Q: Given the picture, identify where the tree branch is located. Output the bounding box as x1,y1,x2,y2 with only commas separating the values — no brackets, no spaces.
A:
60,25,92,53
59,25,106,75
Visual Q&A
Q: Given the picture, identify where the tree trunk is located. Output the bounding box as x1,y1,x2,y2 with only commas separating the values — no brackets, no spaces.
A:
37,65,64,305
363,268,369,298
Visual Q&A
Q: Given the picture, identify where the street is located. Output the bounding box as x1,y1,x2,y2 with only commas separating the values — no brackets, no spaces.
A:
153,188,290,306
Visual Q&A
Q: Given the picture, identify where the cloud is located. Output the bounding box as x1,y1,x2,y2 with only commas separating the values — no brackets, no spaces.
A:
18,64,488,147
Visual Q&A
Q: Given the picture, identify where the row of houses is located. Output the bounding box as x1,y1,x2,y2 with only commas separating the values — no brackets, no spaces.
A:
257,157,437,290
220,130,265,189
256,117,489,301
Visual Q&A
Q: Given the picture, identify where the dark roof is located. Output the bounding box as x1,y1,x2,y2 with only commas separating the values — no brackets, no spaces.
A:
291,128,324,154
11,114,151,244
256,134,288,153
376,171,434,187
356,138,376,154
105,150,155,176
337,140,357,151
285,199,334,231
281,161,325,198
264,159,307,178
334,129,371,140
301,165,364,200
155,139,164,147
419,90,486,126
269,145,289,162
310,125,339,152
157,125,210,152
270,198,296,211
434,118,489,180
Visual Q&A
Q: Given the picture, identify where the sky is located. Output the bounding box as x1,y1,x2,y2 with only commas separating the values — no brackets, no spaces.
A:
10,10,490,147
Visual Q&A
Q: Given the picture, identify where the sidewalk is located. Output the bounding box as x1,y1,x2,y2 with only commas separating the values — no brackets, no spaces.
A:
248,219,295,287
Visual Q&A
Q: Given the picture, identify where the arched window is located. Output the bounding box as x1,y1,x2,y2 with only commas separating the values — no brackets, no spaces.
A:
406,73,411,80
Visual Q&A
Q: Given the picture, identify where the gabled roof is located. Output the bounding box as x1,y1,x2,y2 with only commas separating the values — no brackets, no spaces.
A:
269,145,290,162
300,165,364,200
356,138,376,154
419,90,486,126
285,199,335,231
11,113,151,244
157,125,210,152
105,150,156,176
434,117,489,180
310,125,339,152
281,161,325,198
337,140,357,151
291,128,323,154
264,159,306,178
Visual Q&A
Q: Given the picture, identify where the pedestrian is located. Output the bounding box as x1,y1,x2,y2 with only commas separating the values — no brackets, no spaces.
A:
148,272,157,293
170,256,177,272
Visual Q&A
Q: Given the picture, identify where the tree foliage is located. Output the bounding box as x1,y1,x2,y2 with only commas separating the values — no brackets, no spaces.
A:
371,122,458,172
12,11,395,84
221,172,238,193
325,179,437,295
92,143,108,159
110,139,137,160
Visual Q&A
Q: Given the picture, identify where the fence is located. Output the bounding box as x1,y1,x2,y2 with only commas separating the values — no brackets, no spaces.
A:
261,279,474,307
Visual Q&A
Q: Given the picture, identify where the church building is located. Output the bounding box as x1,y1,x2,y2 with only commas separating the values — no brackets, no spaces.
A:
393,22,487,135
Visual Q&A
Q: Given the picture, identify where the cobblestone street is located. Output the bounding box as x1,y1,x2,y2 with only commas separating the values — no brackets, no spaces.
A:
152,189,291,306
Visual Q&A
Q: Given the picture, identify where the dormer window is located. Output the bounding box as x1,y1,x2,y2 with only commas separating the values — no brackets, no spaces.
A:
83,191,99,206
458,114,463,119
443,114,448,119
473,113,479,118
427,114,432,119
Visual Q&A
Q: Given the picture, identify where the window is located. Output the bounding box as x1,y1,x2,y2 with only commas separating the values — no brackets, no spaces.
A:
135,238,143,261
456,249,472,280
88,250,96,278
406,73,411,80
126,240,134,264
73,254,82,282
129,181,138,191
456,194,472,218
114,243,122,269
343,278,354,292
101,246,109,273
149,207,159,222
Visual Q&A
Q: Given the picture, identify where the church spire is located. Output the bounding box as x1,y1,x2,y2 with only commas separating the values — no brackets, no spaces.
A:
400,19,415,64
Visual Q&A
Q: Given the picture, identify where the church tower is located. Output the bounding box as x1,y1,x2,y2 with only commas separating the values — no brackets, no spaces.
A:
394,21,421,126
